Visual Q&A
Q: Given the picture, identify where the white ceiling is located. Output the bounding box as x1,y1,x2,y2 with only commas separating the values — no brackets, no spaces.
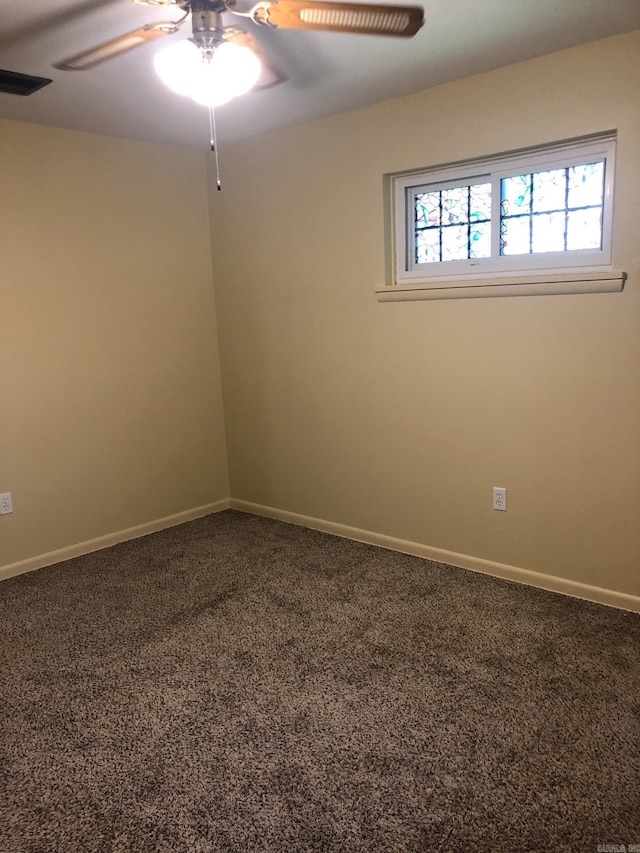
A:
1,0,639,149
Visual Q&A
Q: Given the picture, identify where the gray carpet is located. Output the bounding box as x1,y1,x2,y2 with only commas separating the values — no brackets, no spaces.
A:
1,510,639,852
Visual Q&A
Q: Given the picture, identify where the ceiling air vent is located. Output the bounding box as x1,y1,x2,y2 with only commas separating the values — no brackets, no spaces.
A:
0,69,52,96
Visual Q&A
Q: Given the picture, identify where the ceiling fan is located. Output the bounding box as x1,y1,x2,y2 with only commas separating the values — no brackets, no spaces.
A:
54,0,424,186
55,0,424,86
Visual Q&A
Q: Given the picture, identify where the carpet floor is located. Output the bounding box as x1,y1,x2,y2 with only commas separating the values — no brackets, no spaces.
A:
1,510,639,852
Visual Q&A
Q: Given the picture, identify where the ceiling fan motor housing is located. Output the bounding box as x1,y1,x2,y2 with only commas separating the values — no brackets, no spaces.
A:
190,0,227,53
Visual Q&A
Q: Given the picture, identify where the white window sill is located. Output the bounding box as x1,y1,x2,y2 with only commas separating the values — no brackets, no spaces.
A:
376,270,627,302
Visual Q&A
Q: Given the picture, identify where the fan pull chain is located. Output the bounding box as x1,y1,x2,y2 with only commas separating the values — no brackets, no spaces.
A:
208,104,222,191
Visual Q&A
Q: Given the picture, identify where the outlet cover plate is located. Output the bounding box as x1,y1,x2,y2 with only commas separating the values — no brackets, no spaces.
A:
0,492,13,515
493,487,507,511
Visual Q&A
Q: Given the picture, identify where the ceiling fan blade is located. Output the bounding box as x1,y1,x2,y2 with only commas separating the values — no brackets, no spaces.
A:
227,31,288,89
257,0,424,37
54,23,175,70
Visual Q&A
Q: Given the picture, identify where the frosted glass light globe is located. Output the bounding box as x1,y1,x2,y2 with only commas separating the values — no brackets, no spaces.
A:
154,40,201,96
190,59,234,107
153,38,261,107
214,42,261,97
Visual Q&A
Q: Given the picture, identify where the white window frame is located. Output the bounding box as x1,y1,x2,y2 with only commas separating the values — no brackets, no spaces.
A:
381,133,625,300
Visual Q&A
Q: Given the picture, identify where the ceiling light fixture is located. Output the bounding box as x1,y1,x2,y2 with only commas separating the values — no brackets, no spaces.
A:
152,2,261,107
151,3,264,189
154,38,261,107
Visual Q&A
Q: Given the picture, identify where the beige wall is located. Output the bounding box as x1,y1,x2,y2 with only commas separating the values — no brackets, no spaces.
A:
0,121,228,570
209,32,640,597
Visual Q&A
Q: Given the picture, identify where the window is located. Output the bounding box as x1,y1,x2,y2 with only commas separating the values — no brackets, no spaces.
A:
382,133,625,300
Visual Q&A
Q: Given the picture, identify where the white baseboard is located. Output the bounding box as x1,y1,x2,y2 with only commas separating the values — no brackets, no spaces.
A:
0,500,230,582
230,499,640,614
5,497,638,614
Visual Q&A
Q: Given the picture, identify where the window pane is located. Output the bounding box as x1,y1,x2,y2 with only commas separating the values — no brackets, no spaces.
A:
567,208,602,250
441,186,468,225
442,224,468,261
501,216,530,255
501,165,605,257
469,184,491,222
568,161,604,208
415,191,440,228
414,180,493,265
470,222,491,259
532,212,566,253
470,182,491,222
416,228,440,264
501,175,531,216
532,168,566,213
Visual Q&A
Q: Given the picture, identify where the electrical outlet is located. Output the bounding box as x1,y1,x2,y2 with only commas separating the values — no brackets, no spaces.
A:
492,487,507,511
0,492,13,515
